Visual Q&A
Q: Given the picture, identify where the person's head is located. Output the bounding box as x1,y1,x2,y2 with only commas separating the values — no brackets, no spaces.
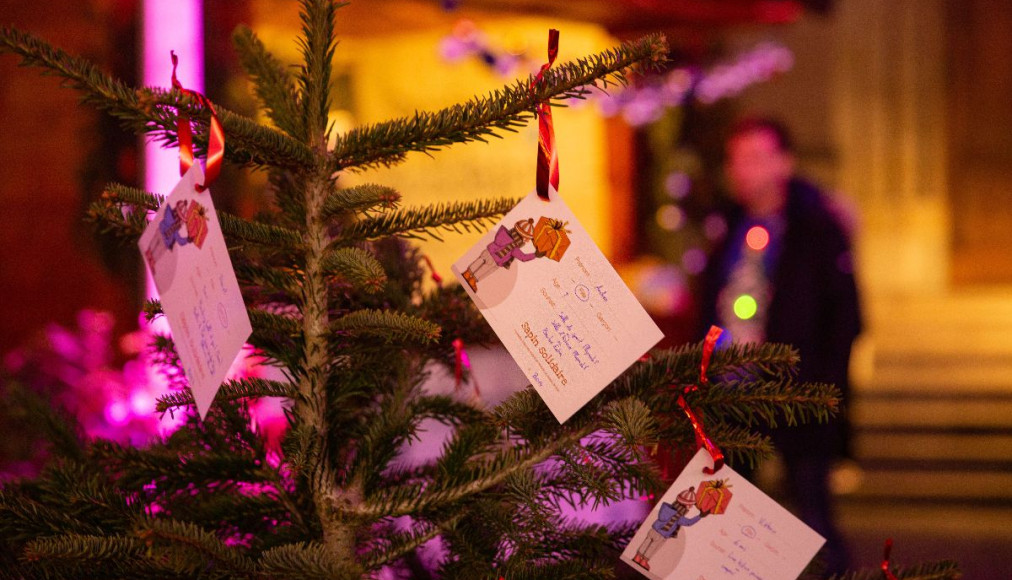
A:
513,218,535,240
724,117,795,216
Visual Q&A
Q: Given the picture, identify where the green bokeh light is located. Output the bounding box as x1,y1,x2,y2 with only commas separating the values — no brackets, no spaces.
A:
733,294,758,320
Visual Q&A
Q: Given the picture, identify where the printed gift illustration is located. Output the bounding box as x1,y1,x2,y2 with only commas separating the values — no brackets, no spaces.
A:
622,449,825,580
452,189,663,423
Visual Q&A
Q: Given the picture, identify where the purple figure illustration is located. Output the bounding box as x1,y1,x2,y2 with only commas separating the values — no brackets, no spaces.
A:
632,486,710,571
461,218,540,292
159,200,191,250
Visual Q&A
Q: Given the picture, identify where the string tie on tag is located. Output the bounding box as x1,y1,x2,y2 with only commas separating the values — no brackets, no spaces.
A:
674,326,724,474
170,51,224,191
531,29,560,201
881,538,899,580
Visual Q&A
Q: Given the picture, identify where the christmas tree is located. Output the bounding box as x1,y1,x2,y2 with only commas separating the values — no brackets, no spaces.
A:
0,2,960,579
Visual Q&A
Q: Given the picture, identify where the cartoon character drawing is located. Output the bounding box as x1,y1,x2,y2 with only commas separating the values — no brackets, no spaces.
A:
461,218,539,292
143,198,211,292
461,216,573,293
632,486,708,571
159,200,192,250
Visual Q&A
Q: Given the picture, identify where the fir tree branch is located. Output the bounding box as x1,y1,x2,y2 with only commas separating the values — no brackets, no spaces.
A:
155,377,298,412
257,542,358,580
103,184,304,249
329,33,667,171
36,463,140,532
600,397,660,448
322,184,401,219
823,561,960,580
5,383,86,463
695,379,841,428
21,534,145,569
355,426,591,519
232,25,302,139
86,198,149,243
320,247,387,293
143,299,301,336
0,26,316,170
134,518,255,576
328,309,440,344
330,197,519,245
90,441,271,492
0,492,105,543
361,514,462,570
297,0,340,144
233,260,304,296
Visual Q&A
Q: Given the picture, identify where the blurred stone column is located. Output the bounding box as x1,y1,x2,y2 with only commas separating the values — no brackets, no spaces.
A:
831,0,950,296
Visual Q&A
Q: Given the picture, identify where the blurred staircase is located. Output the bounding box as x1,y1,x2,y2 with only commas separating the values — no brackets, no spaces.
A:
846,289,1012,507
833,290,1012,577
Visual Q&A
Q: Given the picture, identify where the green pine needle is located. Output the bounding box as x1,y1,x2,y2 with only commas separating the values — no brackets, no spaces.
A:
329,33,667,171
331,197,520,245
156,377,298,412
329,309,440,344
232,25,303,140
0,26,315,171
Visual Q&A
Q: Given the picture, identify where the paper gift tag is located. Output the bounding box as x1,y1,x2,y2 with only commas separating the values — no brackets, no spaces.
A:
621,449,825,579
139,164,252,419
452,189,663,423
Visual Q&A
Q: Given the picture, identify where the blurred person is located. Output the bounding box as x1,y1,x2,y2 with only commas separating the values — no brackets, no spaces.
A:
699,117,861,576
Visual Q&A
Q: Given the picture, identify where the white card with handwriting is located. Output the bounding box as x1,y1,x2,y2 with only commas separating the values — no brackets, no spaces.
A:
621,449,825,579
139,164,252,419
452,189,662,423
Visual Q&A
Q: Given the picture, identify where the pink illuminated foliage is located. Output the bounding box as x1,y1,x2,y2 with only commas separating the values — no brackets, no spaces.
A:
0,309,287,479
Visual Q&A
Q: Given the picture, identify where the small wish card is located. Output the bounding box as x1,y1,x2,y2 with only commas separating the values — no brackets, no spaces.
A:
621,449,825,580
452,189,663,423
139,164,252,419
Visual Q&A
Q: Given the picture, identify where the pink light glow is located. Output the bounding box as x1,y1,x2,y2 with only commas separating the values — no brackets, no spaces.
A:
143,0,203,308
143,0,203,198
142,0,202,377
106,400,131,426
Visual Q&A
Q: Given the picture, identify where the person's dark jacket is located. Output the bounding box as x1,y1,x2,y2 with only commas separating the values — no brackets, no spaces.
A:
700,178,862,458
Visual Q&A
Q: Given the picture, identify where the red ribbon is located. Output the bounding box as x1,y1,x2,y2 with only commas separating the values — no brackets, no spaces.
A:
452,338,465,388
170,51,224,192
881,538,899,580
532,29,560,201
422,255,443,285
675,325,725,475
452,338,481,396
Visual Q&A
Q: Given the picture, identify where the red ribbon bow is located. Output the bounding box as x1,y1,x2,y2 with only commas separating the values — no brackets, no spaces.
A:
881,538,899,580
170,51,224,192
532,29,560,201
675,325,724,474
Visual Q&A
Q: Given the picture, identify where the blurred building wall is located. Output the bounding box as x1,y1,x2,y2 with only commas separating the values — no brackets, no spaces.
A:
0,2,136,353
727,0,952,298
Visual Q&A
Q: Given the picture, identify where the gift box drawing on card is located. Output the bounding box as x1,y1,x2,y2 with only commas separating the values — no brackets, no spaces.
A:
183,200,209,248
533,217,571,261
695,479,733,515
459,215,571,296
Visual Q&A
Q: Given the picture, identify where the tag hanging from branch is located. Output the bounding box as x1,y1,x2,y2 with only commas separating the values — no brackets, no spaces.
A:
171,51,224,191
532,29,560,201
136,52,251,420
